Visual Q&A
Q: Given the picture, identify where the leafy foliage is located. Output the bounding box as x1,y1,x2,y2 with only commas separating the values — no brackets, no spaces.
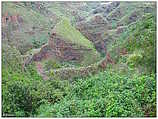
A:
2,2,156,118
43,59,61,70
2,67,71,117
110,13,156,73
36,71,156,117
2,44,71,117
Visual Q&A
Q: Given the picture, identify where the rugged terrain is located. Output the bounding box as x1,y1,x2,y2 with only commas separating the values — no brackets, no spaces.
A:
2,1,156,117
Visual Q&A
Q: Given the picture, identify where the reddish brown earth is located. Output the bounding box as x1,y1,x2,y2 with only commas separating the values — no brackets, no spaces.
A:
35,62,48,80
32,32,92,63
2,12,23,26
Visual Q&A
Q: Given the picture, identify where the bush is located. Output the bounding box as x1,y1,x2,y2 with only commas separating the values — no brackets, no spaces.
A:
36,71,156,117
109,13,156,73
127,51,143,68
2,80,32,117
2,74,71,117
2,44,23,72
2,47,71,116
44,59,61,71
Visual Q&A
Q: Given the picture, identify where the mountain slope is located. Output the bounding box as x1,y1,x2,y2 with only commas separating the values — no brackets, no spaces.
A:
2,2,53,54
54,18,95,49
32,18,101,67
75,1,156,56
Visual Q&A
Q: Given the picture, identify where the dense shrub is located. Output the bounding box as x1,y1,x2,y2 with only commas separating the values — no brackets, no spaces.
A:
44,59,61,71
2,44,71,116
2,3,156,118
109,13,156,73
127,50,143,68
36,71,156,117
32,35,48,49
2,79,32,117
2,71,71,117
2,44,23,72
124,14,156,72
2,64,39,116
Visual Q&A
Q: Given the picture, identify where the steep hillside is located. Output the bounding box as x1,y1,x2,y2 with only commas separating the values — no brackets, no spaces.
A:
76,1,156,55
76,14,108,54
109,13,156,73
32,18,101,67
47,2,90,24
106,2,156,26
2,2,92,55
2,1,156,118
54,19,95,49
2,2,53,54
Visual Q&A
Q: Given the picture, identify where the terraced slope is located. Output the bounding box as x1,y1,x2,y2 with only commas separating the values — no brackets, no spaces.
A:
106,2,156,26
54,18,95,49
76,1,156,55
2,1,156,117
47,52,114,80
2,2,53,54
2,2,93,55
32,18,101,68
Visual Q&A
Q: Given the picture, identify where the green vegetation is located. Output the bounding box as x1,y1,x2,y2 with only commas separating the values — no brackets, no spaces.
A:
2,68,71,117
109,13,156,73
2,44,71,116
43,59,62,70
2,1,156,118
31,34,48,48
111,20,117,29
2,2,51,28
2,2,51,54
37,71,156,117
54,18,101,65
55,18,95,49
3,50,156,117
